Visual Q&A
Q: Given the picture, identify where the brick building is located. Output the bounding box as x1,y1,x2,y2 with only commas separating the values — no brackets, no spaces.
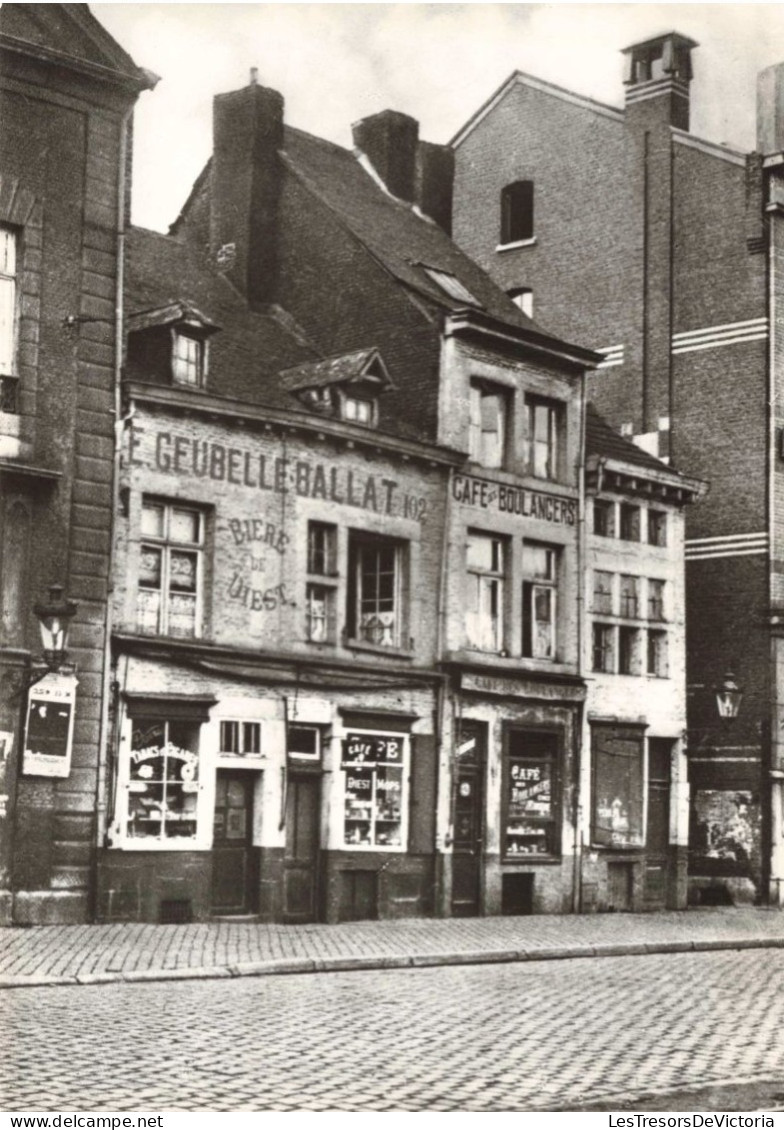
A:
0,5,154,924
451,31,783,905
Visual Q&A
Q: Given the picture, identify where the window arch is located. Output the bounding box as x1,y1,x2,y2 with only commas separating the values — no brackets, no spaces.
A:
500,180,534,245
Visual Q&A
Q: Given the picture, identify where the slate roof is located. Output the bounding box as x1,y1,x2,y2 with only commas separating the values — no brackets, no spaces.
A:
125,226,317,409
277,348,392,393
586,403,676,474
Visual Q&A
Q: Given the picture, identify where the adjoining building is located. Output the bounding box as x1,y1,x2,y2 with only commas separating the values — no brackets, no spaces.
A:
0,4,155,924
451,31,782,906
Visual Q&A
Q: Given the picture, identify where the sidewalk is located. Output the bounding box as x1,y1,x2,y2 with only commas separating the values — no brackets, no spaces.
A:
1,906,782,989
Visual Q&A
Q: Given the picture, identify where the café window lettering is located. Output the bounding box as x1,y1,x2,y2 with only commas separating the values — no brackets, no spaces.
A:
591,726,644,848
504,730,559,858
342,730,407,850
123,718,201,844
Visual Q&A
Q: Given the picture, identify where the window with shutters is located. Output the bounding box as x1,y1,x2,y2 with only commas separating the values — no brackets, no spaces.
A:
137,500,204,638
465,532,505,653
468,380,508,469
500,181,535,246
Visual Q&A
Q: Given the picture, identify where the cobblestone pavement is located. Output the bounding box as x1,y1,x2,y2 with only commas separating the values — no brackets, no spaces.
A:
1,907,783,987
3,949,783,1111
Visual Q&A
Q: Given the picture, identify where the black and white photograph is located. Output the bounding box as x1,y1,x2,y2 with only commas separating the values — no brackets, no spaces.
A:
0,0,783,1116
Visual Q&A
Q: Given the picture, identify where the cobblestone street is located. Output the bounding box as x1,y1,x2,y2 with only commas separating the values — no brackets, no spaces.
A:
3,948,784,1111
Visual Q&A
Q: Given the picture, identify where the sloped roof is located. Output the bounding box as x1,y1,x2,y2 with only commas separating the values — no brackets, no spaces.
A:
585,403,671,473
125,227,316,409
0,4,157,91
278,348,393,393
281,125,549,336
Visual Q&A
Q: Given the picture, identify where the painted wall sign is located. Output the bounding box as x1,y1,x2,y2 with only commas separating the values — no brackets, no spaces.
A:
461,671,585,703
453,473,576,525
129,426,428,522
23,673,78,778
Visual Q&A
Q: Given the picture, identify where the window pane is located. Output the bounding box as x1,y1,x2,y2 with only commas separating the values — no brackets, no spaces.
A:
306,582,333,642
467,534,502,573
533,586,554,658
593,571,613,614
170,508,200,544
141,503,165,538
220,720,239,753
169,550,197,592
523,544,553,580
168,592,197,637
0,228,16,277
0,276,15,375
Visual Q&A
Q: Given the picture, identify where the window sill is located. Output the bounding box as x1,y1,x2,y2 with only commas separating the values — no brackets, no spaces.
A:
345,638,414,660
496,238,537,252
502,854,561,865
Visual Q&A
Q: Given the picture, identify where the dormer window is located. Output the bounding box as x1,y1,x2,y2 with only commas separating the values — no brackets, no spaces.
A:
343,395,374,425
421,265,481,307
278,347,393,430
172,331,205,387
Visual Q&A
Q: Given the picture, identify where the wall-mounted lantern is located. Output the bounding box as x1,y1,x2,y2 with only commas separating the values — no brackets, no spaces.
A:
715,672,743,722
32,584,78,672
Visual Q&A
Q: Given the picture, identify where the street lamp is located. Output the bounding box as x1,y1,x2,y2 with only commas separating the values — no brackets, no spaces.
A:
715,672,743,722
32,584,78,672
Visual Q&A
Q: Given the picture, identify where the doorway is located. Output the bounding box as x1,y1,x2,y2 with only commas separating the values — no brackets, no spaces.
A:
644,739,672,909
283,773,321,923
211,770,257,915
451,721,485,917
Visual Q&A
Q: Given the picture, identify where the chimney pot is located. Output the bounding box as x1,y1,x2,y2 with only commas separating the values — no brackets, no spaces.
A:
250,67,259,86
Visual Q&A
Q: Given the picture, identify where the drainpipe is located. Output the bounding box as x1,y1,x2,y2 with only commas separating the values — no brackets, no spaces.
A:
434,464,454,916
573,368,588,914
91,105,133,919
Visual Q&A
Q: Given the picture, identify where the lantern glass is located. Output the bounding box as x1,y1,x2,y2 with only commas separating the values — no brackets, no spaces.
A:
33,585,77,671
715,673,743,720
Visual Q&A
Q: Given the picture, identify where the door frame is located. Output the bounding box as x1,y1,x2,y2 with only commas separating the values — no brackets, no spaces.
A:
210,767,259,916
451,719,486,917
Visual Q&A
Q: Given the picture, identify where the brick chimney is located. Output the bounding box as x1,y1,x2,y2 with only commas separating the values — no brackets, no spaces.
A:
352,110,419,202
416,141,454,234
622,32,697,132
758,62,784,155
211,78,283,306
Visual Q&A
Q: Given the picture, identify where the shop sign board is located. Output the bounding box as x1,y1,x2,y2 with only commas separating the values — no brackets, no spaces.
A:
452,473,577,525
23,673,78,778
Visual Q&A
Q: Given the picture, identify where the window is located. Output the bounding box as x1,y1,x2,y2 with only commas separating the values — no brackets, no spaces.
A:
504,729,558,857
591,724,644,848
647,579,666,621
0,225,17,379
220,720,261,756
347,533,403,648
466,532,505,652
288,725,321,763
648,509,667,547
619,575,639,618
124,718,200,842
592,623,614,673
647,630,668,677
522,542,557,660
343,395,373,425
137,500,203,638
620,503,641,541
500,180,534,245
593,499,615,537
526,396,561,480
421,265,480,306
593,570,613,615
342,730,407,849
172,332,204,387
469,381,507,469
508,287,533,317
618,625,640,675
306,522,337,643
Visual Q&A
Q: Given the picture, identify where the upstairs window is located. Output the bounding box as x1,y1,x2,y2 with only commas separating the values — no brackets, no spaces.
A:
620,503,641,542
522,542,558,660
593,570,614,615
508,287,533,318
347,533,403,649
648,509,667,547
500,181,534,245
619,575,640,619
593,499,615,538
469,381,507,469
343,395,374,425
306,521,338,644
648,579,666,622
137,500,203,638
466,532,505,653
172,331,205,387
526,396,561,481
0,226,17,377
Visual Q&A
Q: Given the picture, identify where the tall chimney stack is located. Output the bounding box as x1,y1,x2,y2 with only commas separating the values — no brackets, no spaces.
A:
352,110,419,202
416,140,455,234
622,32,697,132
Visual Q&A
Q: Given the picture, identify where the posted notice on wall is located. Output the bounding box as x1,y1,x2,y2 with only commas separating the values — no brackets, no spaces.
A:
23,672,78,778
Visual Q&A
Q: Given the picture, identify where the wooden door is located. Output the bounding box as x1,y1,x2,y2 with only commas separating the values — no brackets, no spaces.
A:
283,774,320,923
211,771,255,914
644,740,672,908
451,723,485,917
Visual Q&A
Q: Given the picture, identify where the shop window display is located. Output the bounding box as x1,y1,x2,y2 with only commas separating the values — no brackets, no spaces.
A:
503,729,559,857
341,730,408,849
125,718,201,842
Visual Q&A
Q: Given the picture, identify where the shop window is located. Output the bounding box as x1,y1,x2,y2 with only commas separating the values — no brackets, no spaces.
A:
500,180,534,245
346,532,403,648
521,542,558,660
469,380,508,469
526,396,562,480
0,225,17,377
592,623,614,673
593,570,613,615
123,718,201,844
137,500,204,638
618,626,640,675
591,725,644,847
619,574,639,618
172,331,205,387
503,729,559,858
647,630,668,677
647,579,666,621
465,531,505,652
619,503,641,541
341,730,408,849
220,720,261,756
648,509,667,547
593,499,615,537
508,287,533,317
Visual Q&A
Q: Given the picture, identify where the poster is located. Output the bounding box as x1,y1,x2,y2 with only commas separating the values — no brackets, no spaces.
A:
22,672,78,778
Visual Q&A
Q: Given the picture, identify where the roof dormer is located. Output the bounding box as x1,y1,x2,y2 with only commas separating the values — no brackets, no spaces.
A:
277,347,394,428
126,302,220,390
